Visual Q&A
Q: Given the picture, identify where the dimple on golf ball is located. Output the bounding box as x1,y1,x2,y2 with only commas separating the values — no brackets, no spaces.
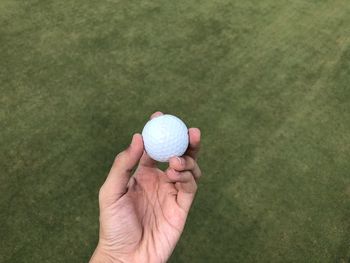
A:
142,114,189,162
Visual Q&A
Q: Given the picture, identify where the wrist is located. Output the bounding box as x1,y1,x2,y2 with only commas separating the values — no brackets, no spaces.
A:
90,245,123,263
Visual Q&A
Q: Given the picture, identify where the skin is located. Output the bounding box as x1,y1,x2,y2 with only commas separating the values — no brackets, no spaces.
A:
90,112,202,263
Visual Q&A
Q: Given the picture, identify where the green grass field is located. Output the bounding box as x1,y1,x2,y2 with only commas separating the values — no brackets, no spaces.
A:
1,0,350,262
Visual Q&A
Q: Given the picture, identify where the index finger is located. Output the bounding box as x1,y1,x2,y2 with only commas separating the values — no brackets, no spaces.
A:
185,128,201,160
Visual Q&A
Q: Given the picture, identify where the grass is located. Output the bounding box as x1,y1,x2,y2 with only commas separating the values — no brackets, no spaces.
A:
1,0,350,262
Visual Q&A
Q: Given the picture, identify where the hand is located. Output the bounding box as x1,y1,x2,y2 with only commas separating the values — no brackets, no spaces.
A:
90,112,202,263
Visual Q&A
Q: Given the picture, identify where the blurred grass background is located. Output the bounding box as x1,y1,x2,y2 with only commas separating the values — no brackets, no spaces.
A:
1,0,350,262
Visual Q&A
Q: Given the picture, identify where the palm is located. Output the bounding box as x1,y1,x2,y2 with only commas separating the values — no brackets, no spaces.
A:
100,165,188,263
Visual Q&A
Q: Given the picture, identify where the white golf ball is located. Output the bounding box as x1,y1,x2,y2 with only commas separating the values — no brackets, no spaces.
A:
142,114,189,162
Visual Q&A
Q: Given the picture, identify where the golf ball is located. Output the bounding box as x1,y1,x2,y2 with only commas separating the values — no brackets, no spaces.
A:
142,114,189,162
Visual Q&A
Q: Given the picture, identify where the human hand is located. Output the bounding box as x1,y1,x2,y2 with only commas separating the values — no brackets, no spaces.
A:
90,112,201,263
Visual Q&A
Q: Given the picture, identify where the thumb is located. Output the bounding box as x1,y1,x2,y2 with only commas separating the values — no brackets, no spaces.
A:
99,134,144,206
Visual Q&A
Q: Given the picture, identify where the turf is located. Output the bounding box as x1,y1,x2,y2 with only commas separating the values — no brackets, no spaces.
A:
1,0,350,262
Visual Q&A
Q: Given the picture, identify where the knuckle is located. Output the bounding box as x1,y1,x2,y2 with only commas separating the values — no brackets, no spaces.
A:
192,181,198,192
196,168,202,178
114,151,126,164
98,185,107,203
193,166,202,181
188,157,196,169
113,154,120,164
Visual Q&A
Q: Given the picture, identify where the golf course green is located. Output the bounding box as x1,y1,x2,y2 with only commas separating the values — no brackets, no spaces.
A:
1,0,349,262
